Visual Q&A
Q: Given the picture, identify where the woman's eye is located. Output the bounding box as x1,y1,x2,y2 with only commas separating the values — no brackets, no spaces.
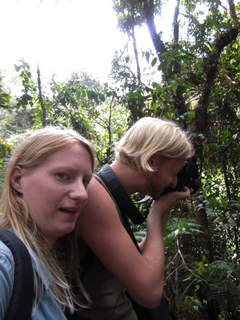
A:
83,179,90,189
56,173,68,180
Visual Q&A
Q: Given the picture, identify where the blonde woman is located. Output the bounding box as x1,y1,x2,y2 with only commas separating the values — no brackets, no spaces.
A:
76,117,195,319
0,127,95,319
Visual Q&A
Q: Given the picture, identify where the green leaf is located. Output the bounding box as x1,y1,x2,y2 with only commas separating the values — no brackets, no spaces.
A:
145,51,150,63
151,57,158,67
228,218,237,226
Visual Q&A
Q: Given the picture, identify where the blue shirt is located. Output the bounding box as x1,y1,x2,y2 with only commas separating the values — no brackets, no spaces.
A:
0,239,67,320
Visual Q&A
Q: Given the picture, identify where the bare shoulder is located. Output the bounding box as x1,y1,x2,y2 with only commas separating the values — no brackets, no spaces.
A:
77,177,121,242
81,176,115,217
83,177,111,211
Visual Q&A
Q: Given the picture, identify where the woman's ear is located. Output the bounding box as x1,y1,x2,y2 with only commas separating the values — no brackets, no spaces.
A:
148,153,161,168
11,166,24,194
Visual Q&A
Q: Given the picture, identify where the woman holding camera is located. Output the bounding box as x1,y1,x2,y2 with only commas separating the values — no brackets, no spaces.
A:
76,117,195,319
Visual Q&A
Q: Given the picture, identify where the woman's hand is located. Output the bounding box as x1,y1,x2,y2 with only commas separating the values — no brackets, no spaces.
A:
152,186,192,216
146,187,192,237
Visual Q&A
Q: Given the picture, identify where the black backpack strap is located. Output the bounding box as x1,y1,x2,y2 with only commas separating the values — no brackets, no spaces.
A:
98,164,146,224
0,229,34,320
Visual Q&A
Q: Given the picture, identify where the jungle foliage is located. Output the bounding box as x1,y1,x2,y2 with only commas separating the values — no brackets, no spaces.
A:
1,0,240,318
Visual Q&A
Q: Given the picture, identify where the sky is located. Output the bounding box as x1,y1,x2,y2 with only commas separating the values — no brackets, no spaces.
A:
0,0,174,84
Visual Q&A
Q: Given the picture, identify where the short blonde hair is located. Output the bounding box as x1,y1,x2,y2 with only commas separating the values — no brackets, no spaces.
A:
116,117,194,172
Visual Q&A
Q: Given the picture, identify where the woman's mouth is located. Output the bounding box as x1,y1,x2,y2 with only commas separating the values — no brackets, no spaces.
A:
59,208,77,214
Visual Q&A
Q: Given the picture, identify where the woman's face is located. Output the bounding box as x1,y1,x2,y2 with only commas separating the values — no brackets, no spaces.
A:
144,157,186,200
11,142,93,246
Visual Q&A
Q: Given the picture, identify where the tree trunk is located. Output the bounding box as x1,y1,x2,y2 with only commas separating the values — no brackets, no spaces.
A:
130,26,141,84
195,200,214,262
194,28,239,132
37,64,46,127
194,0,239,133
139,0,167,64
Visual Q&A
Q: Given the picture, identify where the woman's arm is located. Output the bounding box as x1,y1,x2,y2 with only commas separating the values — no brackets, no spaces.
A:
78,179,191,308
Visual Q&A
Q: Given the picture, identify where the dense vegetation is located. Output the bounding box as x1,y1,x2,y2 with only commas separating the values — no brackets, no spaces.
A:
1,0,240,318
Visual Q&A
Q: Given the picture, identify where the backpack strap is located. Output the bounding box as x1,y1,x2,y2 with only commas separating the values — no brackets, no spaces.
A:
0,229,34,320
98,164,147,224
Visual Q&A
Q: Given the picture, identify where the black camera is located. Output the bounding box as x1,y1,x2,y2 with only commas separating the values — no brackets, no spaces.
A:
161,161,200,195
135,162,200,219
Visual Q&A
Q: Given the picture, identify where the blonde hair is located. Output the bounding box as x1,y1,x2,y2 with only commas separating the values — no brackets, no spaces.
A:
116,117,194,172
0,127,95,314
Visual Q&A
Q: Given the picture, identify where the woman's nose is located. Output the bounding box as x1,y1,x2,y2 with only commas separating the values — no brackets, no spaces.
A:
170,176,178,189
69,180,88,201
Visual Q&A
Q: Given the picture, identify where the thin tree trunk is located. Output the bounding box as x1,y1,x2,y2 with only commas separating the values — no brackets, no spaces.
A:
130,26,141,84
37,64,46,127
172,0,187,119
